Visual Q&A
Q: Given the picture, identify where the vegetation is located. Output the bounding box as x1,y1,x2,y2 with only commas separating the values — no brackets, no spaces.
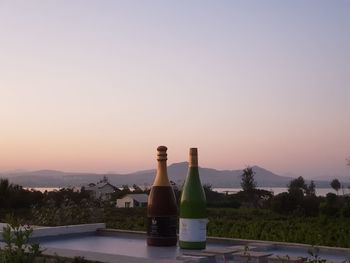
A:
99,207,350,248
31,188,103,226
1,173,350,249
241,166,257,192
0,215,42,263
330,179,341,195
307,246,327,263
307,180,316,196
0,216,102,262
207,208,350,248
270,177,321,216
0,179,43,209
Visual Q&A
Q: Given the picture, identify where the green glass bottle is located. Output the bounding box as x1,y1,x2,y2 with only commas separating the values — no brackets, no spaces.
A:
179,148,207,249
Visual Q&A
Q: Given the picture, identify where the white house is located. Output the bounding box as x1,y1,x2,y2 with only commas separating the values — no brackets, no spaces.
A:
116,194,148,208
84,180,118,201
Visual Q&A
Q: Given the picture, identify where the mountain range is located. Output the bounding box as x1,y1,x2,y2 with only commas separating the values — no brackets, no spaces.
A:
0,163,337,188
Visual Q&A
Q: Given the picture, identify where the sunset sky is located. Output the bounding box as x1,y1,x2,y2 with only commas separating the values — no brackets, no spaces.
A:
0,1,349,179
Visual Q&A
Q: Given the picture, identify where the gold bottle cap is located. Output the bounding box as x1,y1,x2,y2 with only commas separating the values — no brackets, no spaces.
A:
189,147,198,167
157,146,167,161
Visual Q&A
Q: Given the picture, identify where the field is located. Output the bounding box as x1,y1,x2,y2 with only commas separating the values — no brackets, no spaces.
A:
104,207,350,248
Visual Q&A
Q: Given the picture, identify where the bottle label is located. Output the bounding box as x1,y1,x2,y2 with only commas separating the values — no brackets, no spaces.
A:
147,216,177,237
179,218,208,242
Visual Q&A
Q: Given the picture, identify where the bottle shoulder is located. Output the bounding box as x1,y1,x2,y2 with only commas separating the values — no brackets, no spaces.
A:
181,175,206,200
180,176,206,209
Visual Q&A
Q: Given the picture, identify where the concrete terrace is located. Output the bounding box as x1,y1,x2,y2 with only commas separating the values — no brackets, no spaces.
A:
1,223,349,263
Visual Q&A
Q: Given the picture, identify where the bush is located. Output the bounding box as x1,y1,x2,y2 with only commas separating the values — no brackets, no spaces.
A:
342,202,350,218
0,179,43,209
270,192,296,214
32,198,103,226
319,193,342,217
0,215,42,263
301,195,320,217
206,208,350,247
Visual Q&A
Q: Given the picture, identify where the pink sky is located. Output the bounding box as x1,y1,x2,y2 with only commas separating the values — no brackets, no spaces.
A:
0,1,349,179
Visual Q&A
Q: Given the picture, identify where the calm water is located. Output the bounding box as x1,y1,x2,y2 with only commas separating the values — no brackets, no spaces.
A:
25,187,60,192
212,187,348,196
28,187,348,196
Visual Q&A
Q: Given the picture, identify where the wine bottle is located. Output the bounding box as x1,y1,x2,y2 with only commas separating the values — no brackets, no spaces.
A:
179,148,207,249
147,146,178,246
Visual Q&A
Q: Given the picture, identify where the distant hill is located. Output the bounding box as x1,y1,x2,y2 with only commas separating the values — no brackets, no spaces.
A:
0,163,333,188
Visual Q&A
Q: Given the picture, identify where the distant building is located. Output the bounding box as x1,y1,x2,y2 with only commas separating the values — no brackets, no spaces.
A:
84,177,118,200
116,194,148,208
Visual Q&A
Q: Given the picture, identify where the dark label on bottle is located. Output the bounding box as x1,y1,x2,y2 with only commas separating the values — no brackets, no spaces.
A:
147,216,177,237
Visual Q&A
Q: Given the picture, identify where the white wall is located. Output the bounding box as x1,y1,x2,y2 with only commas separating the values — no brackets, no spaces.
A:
116,196,134,208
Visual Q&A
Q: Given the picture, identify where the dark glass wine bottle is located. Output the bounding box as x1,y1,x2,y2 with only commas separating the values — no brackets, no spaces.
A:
179,148,207,249
147,146,178,246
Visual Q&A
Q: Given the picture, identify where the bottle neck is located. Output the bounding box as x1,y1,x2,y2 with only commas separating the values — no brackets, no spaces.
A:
153,160,170,186
188,155,198,168
188,165,199,178
188,151,199,178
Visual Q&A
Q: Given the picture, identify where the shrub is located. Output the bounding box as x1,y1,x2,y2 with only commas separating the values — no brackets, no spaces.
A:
0,215,43,263
32,198,103,226
301,195,320,217
319,193,342,217
342,202,350,218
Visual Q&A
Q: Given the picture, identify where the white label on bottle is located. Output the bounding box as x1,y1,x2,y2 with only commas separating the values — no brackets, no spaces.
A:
179,218,208,242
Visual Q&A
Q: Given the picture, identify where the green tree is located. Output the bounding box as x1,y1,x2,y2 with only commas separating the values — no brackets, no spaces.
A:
287,176,306,207
330,179,341,195
0,178,43,209
320,193,341,217
347,157,350,190
271,176,310,215
306,180,316,196
0,179,10,207
288,176,307,193
240,167,257,192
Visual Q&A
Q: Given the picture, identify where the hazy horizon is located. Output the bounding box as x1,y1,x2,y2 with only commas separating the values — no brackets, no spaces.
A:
1,1,349,179
0,162,349,181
